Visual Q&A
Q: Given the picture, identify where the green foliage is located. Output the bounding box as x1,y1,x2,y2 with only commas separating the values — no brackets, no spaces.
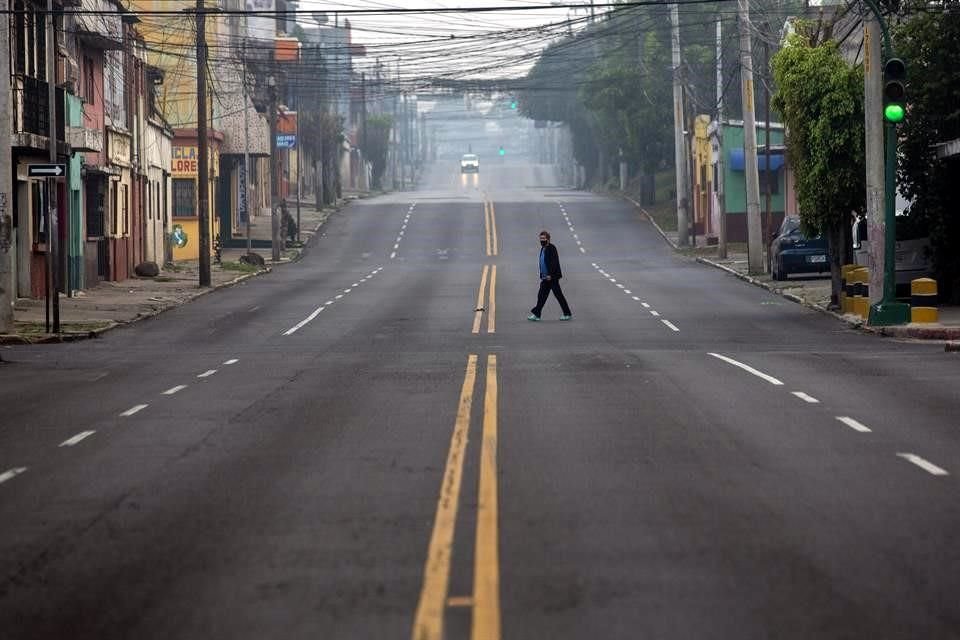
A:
893,5,960,301
365,115,393,189
771,34,865,236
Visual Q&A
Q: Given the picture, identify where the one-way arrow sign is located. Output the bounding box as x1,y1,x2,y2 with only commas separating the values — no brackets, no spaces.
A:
28,164,66,178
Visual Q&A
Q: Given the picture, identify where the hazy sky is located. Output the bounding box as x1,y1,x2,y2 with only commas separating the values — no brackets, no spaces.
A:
297,1,593,82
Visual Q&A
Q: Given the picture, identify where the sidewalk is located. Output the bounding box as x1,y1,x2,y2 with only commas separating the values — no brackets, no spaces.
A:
2,196,344,344
623,194,960,342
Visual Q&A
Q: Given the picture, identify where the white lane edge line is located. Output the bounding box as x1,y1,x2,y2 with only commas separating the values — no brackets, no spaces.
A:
120,404,149,417
792,391,820,404
197,369,217,378
0,467,27,485
661,319,680,332
836,416,872,433
707,353,785,386
896,453,949,476
162,385,188,395
59,430,96,447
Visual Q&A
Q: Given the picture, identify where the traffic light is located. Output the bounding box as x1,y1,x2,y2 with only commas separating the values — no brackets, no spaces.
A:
510,100,517,110
499,146,505,156
883,58,906,124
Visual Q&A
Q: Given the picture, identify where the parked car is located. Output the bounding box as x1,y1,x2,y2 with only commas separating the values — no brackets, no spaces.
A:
769,216,829,280
460,153,480,173
851,216,932,297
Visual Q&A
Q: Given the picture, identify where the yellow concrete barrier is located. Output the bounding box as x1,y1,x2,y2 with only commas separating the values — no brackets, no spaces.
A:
853,267,870,319
911,278,938,323
841,264,857,314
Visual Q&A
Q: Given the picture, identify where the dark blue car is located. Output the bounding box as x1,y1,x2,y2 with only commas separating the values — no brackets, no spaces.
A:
770,216,829,280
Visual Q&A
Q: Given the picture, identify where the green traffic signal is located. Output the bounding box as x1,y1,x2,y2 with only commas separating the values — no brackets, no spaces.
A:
884,104,905,123
499,147,505,156
883,58,907,124
510,101,517,109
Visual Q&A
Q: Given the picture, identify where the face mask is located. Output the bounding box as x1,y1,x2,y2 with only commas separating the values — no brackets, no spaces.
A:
540,239,548,246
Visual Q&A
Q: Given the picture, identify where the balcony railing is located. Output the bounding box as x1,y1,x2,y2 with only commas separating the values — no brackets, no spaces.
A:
12,75,66,146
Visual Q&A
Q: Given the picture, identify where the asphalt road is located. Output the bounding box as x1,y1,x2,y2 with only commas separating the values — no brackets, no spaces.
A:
1,158,959,639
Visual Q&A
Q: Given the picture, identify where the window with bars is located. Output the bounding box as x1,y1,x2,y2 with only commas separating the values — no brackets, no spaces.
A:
173,179,196,218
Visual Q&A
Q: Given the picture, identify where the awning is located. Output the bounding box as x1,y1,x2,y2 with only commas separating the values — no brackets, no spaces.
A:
729,148,785,172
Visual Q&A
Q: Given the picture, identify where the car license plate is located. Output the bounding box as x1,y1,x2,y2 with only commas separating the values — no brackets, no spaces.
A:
807,255,827,263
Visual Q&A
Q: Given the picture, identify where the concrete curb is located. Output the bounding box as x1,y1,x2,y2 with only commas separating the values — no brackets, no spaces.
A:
620,194,679,249
695,256,960,340
0,268,269,345
2,200,350,346
695,256,858,326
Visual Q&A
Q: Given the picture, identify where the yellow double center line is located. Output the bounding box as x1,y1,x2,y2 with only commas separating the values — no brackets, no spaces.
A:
413,354,501,640
473,265,497,334
484,198,499,256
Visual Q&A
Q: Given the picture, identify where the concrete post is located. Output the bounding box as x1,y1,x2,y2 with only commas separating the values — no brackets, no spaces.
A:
671,4,690,247
0,12,14,332
737,0,764,274
864,16,885,305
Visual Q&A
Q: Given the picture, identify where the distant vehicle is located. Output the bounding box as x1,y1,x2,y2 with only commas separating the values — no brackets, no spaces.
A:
770,216,829,280
460,154,479,173
852,216,932,296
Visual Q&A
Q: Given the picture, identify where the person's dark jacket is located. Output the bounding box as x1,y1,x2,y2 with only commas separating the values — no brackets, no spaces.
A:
542,243,563,279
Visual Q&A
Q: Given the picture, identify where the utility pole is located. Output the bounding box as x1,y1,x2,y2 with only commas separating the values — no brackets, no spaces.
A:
400,93,406,190
737,0,763,274
242,38,252,257
195,0,211,287
763,41,773,263
716,17,727,260
269,75,280,262
864,14,885,306
46,0,60,331
0,7,13,333
670,4,690,247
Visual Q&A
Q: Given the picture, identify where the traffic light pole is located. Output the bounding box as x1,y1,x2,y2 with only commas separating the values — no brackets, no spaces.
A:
861,0,910,325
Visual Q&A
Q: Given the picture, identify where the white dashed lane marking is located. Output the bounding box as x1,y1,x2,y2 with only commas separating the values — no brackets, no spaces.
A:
162,385,188,396
836,416,872,433
792,391,820,404
223,359,239,365
0,467,27,486
197,369,217,378
59,431,96,447
120,404,149,417
708,353,784,386
284,267,383,335
897,453,949,476
661,319,680,332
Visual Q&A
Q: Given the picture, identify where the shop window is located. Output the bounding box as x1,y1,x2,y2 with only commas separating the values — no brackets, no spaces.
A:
173,178,196,218
758,170,780,195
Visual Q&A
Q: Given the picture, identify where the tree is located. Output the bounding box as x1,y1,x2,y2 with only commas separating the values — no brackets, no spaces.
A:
894,6,960,302
365,115,393,190
772,33,864,307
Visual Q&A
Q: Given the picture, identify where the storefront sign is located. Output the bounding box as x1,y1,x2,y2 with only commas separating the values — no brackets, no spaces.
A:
276,134,296,149
173,146,199,177
108,130,132,167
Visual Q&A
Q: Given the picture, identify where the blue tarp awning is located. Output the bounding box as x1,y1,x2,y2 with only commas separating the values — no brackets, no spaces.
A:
729,148,785,172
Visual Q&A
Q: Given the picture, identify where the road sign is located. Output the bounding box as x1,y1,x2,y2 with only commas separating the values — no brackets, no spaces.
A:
276,134,296,149
28,164,66,178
